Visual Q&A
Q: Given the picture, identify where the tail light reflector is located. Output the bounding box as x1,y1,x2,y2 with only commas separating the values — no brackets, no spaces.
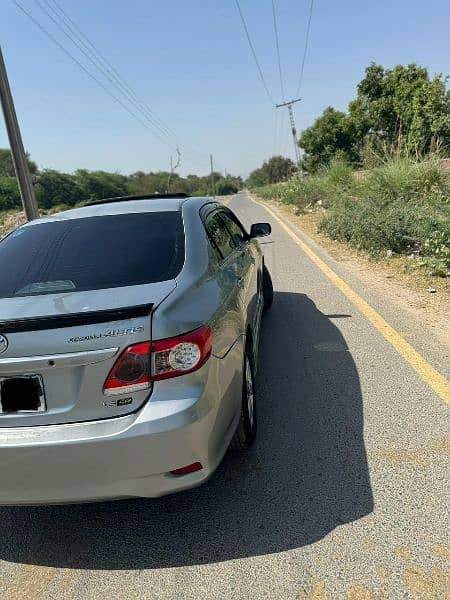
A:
170,462,203,476
103,325,212,395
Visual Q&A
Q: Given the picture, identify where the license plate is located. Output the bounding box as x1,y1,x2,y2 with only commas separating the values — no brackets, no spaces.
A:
0,375,46,414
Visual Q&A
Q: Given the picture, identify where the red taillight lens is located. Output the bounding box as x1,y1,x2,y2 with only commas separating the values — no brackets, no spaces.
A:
103,325,212,394
103,341,151,395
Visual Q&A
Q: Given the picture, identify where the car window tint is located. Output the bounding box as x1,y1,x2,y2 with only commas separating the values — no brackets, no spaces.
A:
0,212,185,298
219,212,247,248
205,212,235,259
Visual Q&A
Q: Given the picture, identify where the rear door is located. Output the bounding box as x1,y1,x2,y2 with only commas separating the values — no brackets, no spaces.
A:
203,210,245,358
218,210,260,335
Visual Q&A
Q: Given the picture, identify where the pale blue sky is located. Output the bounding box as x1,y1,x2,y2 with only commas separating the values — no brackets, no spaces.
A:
1,1,449,177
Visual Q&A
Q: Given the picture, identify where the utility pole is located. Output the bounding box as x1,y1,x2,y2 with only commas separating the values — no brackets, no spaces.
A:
210,154,215,197
0,46,39,220
166,146,181,192
276,97,301,166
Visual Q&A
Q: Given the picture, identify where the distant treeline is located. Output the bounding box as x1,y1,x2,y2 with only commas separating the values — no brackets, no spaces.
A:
0,149,243,211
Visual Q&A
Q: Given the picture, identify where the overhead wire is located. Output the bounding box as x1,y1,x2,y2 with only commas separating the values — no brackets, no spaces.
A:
13,0,176,148
295,0,314,97
233,0,275,105
42,0,179,144
15,0,209,172
271,0,285,102
33,0,178,150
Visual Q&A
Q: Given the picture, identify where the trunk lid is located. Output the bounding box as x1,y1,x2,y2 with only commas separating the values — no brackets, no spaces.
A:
0,281,175,426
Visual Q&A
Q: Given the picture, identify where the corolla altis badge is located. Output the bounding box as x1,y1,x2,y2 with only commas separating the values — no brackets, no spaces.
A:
67,325,144,344
0,335,8,354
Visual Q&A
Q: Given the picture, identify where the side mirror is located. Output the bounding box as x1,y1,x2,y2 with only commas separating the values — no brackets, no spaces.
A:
249,222,271,238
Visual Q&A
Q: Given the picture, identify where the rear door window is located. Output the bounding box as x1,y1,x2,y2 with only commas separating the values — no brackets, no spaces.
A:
219,212,247,248
0,211,185,298
204,212,236,260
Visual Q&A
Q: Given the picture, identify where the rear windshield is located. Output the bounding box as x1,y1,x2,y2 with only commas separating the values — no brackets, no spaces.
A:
0,212,184,298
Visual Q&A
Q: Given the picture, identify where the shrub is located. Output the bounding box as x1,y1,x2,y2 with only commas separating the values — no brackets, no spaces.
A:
254,156,450,277
251,160,358,211
0,177,21,210
319,158,450,260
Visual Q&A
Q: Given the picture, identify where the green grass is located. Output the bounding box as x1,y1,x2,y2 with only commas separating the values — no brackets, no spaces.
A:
252,158,450,277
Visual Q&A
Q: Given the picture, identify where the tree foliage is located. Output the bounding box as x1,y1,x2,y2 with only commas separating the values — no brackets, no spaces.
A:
0,149,38,177
0,176,21,210
298,108,358,173
247,155,296,188
0,150,243,212
128,170,242,197
35,170,82,208
299,63,450,172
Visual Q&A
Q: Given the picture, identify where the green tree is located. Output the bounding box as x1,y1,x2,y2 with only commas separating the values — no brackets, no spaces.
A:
0,148,38,177
74,169,128,201
35,170,82,208
299,107,358,172
349,63,450,155
247,155,296,187
0,176,21,210
298,63,450,171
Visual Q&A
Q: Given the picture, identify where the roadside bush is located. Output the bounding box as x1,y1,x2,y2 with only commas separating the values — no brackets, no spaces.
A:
0,177,21,210
251,160,358,211
319,158,450,267
254,156,450,276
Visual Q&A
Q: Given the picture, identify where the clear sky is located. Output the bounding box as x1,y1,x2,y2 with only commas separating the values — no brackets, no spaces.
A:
1,0,449,178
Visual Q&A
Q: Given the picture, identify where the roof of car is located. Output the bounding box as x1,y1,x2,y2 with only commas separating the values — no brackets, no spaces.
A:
24,195,215,225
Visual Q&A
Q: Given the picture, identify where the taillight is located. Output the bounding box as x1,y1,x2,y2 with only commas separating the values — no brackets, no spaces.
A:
151,324,212,381
103,341,151,395
103,325,212,395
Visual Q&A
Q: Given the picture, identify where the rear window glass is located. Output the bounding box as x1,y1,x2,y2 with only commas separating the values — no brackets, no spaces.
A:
0,212,184,298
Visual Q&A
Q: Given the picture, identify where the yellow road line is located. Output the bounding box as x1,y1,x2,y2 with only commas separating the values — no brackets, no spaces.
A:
254,198,450,406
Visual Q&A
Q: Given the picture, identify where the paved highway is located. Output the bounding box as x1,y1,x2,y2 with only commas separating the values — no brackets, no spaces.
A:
0,191,448,599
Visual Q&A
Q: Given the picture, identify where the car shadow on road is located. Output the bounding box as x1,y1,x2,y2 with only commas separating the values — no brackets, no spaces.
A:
0,292,373,570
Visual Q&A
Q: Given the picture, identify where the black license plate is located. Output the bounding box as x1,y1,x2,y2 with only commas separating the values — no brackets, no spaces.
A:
0,375,46,414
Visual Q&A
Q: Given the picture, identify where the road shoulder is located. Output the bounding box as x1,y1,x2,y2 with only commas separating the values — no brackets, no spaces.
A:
253,197,450,351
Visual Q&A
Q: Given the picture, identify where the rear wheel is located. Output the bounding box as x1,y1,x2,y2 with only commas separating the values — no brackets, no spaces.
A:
230,346,257,450
262,264,273,312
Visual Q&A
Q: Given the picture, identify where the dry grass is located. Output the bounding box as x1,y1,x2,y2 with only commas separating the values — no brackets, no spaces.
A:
261,199,450,345
0,210,27,238
0,205,67,238
271,202,449,296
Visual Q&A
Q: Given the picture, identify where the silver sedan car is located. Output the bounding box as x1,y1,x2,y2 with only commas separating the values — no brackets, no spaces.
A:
0,193,273,504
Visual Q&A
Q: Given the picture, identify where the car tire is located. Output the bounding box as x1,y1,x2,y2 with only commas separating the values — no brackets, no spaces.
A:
230,346,257,450
262,264,273,312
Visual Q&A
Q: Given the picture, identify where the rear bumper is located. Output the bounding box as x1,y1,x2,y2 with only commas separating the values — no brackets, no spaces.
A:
0,370,235,505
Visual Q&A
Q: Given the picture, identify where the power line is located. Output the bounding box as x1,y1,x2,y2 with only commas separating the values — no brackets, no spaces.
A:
271,0,285,102
44,0,210,167
33,0,178,150
273,108,279,155
42,0,179,144
296,0,314,97
13,0,177,149
234,0,275,105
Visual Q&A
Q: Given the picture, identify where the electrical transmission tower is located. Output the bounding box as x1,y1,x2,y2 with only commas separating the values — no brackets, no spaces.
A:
275,97,301,165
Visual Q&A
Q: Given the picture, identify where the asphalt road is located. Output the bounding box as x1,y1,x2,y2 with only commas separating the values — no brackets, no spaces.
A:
1,191,448,599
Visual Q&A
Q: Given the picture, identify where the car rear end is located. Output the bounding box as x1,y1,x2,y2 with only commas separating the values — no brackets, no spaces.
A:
0,199,224,504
